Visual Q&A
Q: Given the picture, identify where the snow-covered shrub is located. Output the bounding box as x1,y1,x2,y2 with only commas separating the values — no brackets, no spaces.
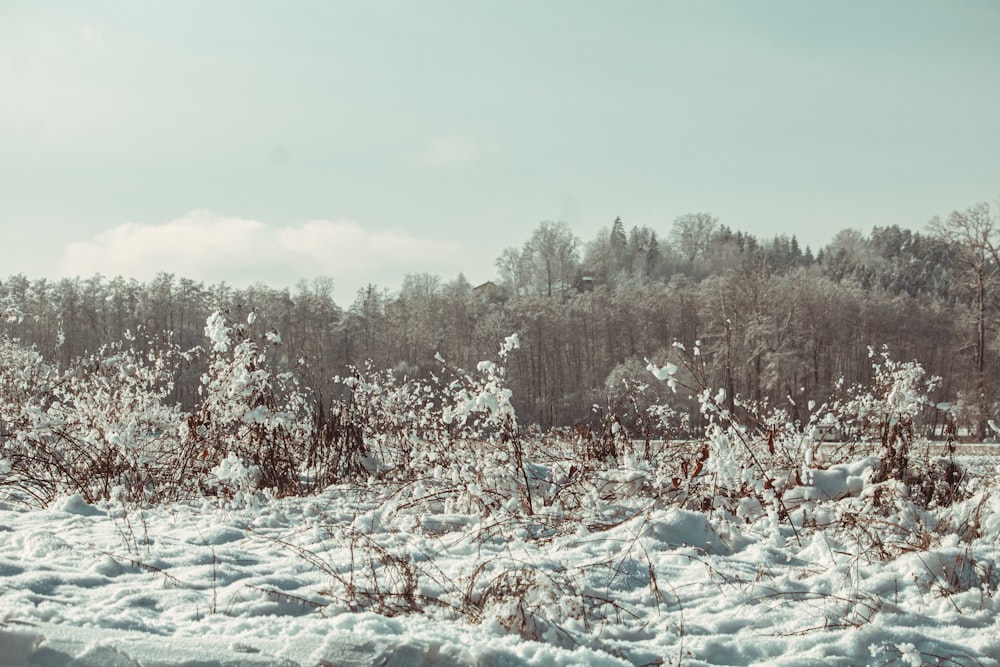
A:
0,294,24,327
818,346,961,508
297,524,423,617
649,350,962,553
435,335,548,515
353,335,546,517
586,378,652,462
646,346,811,534
0,331,191,506
328,335,522,483
333,361,441,475
188,310,313,497
335,335,597,521
0,336,59,504
440,334,520,443
303,401,370,489
470,563,582,646
55,334,191,504
826,347,937,471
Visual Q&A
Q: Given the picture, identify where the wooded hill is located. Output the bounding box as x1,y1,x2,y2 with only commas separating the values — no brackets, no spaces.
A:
2,201,997,437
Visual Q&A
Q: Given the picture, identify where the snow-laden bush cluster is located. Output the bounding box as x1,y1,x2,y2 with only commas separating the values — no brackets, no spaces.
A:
0,311,973,524
0,330,190,506
0,312,533,511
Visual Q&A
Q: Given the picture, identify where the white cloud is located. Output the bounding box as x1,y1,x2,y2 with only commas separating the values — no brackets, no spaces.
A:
60,211,467,303
417,134,497,167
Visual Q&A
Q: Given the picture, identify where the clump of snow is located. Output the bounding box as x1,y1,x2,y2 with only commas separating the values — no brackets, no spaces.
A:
645,357,679,392
641,508,727,554
210,452,262,487
204,310,231,353
57,493,105,517
784,457,877,511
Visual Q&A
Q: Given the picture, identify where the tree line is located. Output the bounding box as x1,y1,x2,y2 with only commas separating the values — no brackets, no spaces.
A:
2,200,998,437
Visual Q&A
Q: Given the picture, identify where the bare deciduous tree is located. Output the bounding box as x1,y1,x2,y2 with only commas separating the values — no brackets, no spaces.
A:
929,201,1000,437
520,221,580,298
671,212,718,265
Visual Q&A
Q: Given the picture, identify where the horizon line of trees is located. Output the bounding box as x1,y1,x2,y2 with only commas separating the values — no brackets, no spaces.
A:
2,198,999,437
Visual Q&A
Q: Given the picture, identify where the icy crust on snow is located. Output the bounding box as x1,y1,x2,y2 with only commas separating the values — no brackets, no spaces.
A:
2,469,1000,667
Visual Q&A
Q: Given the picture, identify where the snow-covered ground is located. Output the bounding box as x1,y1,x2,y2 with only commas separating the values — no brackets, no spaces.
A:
3,455,1000,667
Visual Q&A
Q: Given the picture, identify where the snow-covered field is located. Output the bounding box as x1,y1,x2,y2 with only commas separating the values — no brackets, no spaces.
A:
2,454,999,667
2,322,999,665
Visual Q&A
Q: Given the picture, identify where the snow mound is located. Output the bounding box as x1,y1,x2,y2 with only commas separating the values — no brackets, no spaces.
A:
641,508,727,554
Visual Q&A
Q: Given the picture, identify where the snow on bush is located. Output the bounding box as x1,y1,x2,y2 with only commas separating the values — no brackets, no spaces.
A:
645,342,966,553
188,310,314,499
208,451,264,507
0,331,190,506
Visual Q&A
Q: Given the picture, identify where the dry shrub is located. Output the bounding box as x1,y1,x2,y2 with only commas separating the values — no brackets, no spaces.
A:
0,331,192,506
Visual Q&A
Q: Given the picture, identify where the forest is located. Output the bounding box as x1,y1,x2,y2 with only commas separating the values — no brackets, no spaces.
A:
1,200,998,439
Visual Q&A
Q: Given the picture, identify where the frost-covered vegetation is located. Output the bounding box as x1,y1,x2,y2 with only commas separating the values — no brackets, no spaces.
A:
1,308,998,665
0,309,964,513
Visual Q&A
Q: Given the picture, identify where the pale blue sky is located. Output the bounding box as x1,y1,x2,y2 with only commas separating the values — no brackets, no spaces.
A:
2,1,999,303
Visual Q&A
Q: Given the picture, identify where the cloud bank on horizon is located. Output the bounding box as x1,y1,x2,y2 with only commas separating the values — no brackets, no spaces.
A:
60,211,466,302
